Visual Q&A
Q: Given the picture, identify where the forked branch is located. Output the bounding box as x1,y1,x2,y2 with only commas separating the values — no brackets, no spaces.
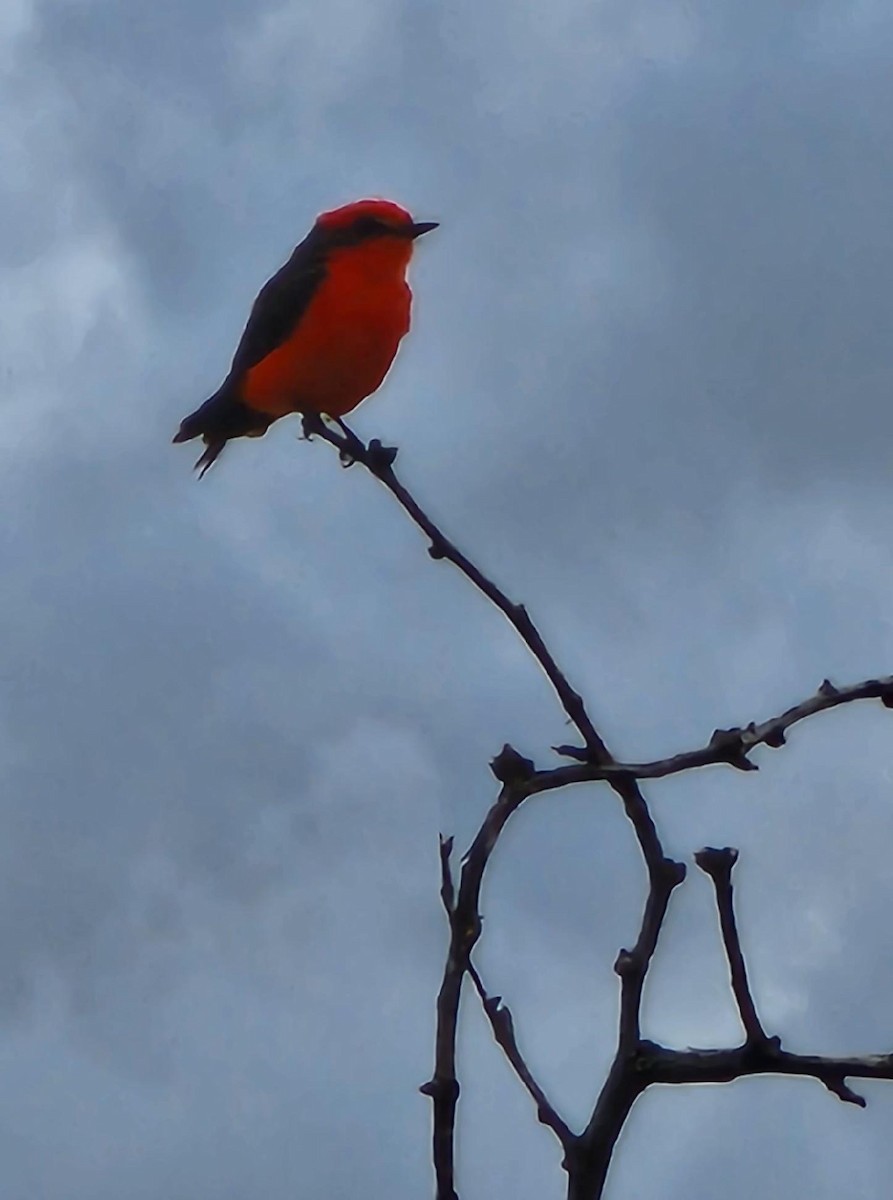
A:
554,675,893,776
307,422,893,1200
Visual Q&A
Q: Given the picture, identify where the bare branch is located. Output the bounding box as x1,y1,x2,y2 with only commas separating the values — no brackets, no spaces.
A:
565,1062,645,1200
609,775,666,872
564,853,684,1200
467,963,576,1150
306,420,893,1199
419,985,462,1200
302,417,611,760
302,422,702,1200
640,1040,893,1107
421,784,532,1199
553,674,893,775
615,857,687,1048
438,835,455,915
822,1076,867,1107
304,420,624,1199
695,847,768,1044
420,836,463,1200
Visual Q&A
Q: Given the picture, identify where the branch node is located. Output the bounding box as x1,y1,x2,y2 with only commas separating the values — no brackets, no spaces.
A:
551,743,590,762
454,914,482,954
823,1076,866,1107
419,1076,461,1102
763,726,787,748
659,857,688,889
637,1038,662,1060
366,438,399,471
483,994,502,1017
707,728,758,771
489,743,537,784
614,949,635,978
741,1033,782,1063
694,846,739,879
819,677,839,697
438,835,455,914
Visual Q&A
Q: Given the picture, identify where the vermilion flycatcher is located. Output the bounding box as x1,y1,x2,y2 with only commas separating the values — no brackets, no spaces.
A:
174,198,437,475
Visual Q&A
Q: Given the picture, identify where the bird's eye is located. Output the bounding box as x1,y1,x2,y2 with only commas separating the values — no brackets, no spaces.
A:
353,215,386,237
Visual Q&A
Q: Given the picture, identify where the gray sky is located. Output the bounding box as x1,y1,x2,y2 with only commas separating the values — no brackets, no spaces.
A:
3,0,893,1196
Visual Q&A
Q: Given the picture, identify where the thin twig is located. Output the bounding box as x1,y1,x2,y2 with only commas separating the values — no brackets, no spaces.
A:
438,835,455,915
302,418,610,760
553,675,893,773
696,847,768,1044
421,785,529,1200
421,975,462,1200
615,857,687,1049
467,963,576,1149
567,854,684,1199
610,776,666,873
420,836,463,1200
640,1040,893,1107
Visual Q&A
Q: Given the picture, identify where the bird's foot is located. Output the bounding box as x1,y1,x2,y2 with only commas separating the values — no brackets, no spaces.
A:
300,412,327,441
302,413,398,473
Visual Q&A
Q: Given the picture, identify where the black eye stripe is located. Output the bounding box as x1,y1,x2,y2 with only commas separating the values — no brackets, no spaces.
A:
323,214,408,246
356,215,400,237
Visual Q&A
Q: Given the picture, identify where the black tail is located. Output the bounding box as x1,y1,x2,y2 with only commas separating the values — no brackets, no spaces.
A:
192,439,227,479
173,388,271,477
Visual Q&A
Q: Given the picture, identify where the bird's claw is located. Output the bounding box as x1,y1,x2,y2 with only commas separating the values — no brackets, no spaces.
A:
301,413,397,473
301,412,327,441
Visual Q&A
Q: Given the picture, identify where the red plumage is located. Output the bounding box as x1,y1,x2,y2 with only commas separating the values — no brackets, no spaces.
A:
174,199,437,475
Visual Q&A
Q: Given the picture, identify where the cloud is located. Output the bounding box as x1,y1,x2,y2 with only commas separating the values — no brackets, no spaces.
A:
2,0,893,1196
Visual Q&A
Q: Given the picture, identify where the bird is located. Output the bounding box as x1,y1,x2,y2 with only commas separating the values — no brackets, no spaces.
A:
173,198,438,476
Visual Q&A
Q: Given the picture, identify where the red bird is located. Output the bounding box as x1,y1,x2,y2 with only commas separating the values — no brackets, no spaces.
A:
174,198,438,475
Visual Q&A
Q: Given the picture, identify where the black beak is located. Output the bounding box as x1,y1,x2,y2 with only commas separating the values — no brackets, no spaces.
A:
409,221,439,239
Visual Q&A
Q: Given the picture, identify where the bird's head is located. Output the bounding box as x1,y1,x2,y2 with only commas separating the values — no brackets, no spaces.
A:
314,199,438,274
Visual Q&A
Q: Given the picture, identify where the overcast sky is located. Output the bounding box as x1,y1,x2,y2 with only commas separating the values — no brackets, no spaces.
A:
3,1,893,1196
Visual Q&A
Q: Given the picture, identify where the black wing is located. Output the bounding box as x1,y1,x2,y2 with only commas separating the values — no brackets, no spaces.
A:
226,228,328,380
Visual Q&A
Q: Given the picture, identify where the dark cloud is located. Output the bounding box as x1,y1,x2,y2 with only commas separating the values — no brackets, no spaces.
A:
2,0,893,1195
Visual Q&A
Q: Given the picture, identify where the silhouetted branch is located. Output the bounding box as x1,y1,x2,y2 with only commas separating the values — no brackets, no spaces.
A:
553,674,893,774
305,423,703,1197
616,857,687,1049
562,854,685,1199
302,416,610,761
640,1041,893,1107
422,785,532,1200
467,962,575,1149
609,777,665,872
695,847,768,1044
438,834,455,915
307,419,893,1200
420,836,463,1200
